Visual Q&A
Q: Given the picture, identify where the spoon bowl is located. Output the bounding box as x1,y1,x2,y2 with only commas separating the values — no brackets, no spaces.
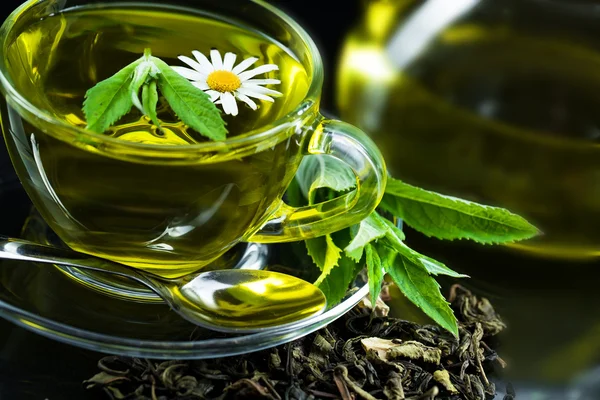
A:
0,235,327,333
168,269,327,331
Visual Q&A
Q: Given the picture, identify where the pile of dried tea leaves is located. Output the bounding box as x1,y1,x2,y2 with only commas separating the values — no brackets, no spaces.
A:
84,285,511,400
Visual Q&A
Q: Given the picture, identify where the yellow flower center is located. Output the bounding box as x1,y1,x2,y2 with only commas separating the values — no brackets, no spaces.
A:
206,70,241,93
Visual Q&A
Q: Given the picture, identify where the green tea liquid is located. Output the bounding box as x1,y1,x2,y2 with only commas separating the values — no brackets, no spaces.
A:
8,4,308,143
2,3,310,276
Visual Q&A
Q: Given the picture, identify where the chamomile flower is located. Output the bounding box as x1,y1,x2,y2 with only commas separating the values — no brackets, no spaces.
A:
171,49,282,116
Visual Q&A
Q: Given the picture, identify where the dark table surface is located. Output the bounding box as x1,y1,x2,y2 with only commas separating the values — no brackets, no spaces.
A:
1,0,600,399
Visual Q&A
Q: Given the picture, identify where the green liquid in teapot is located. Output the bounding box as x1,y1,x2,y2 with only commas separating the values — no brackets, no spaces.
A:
337,1,600,259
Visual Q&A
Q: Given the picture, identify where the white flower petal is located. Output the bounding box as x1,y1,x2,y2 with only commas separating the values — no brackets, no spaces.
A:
210,49,223,70
235,93,258,110
178,55,211,75
223,52,237,71
192,50,215,72
171,66,205,81
240,84,282,97
172,51,281,117
192,80,210,91
205,90,221,102
238,64,279,81
237,87,275,102
232,57,259,74
221,92,238,116
244,78,281,85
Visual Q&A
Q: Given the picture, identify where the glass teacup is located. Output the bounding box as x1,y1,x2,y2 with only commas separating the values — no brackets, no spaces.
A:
0,0,386,278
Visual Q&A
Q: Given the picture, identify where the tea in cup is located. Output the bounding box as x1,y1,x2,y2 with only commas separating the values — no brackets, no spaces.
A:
0,0,386,278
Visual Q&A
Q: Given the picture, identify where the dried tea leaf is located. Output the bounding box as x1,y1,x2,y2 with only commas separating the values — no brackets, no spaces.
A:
360,337,399,361
224,378,278,399
450,284,507,336
359,295,390,317
83,285,508,400
335,365,379,400
383,371,405,400
83,372,129,388
433,370,458,394
386,341,442,365
105,386,127,399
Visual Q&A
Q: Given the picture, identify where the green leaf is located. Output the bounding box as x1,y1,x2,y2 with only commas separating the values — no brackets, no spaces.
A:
382,233,468,279
419,256,469,278
366,244,383,307
345,212,390,262
153,57,227,141
142,81,161,128
307,234,343,286
386,252,458,336
295,155,356,202
285,178,304,207
83,58,141,133
130,61,152,113
382,218,406,241
381,177,540,244
317,255,361,306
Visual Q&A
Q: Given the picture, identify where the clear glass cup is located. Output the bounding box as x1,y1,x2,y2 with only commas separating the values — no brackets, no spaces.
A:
0,0,377,358
0,0,387,278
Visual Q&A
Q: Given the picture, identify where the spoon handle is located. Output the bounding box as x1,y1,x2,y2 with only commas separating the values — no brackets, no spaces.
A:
0,235,147,283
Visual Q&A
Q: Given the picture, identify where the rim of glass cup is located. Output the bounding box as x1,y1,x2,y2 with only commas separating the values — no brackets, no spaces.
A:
0,0,324,159
0,275,369,359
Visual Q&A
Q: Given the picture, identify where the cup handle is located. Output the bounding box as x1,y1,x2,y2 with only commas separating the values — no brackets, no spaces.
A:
248,117,387,243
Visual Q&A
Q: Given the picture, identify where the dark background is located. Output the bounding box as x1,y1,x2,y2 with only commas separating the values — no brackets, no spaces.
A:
0,0,364,398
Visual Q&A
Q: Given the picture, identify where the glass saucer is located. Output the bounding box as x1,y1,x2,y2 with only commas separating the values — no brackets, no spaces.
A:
0,209,368,359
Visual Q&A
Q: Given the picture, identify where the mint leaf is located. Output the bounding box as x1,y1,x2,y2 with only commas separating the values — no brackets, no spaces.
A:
153,57,227,141
382,218,406,242
307,234,343,285
419,257,469,278
83,48,227,139
317,255,361,306
83,58,141,133
130,61,152,113
381,177,540,244
295,155,356,202
386,252,458,336
345,212,389,262
285,178,304,207
365,244,383,307
142,81,161,128
382,232,468,279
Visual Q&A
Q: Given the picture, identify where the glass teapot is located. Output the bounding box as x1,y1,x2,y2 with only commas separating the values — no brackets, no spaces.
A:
337,0,600,260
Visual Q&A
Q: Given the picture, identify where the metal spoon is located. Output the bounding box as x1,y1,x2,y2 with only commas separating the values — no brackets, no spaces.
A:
0,235,327,333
